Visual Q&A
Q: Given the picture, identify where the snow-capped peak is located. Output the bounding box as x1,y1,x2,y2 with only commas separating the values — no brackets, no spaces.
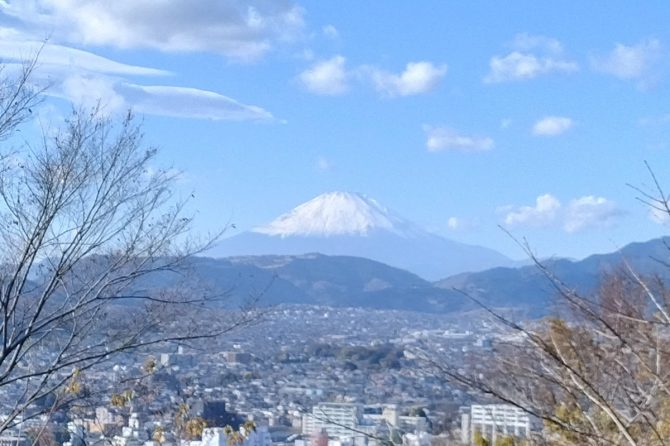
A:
253,191,420,238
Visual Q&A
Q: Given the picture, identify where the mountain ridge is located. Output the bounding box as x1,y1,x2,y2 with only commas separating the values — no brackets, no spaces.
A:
212,191,512,279
131,236,670,318
435,236,670,315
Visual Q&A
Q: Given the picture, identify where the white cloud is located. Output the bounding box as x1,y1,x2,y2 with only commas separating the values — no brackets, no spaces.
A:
592,39,662,84
484,34,578,83
120,84,274,121
60,74,126,111
298,56,350,95
504,194,562,227
424,126,494,152
511,33,565,54
298,58,447,97
0,26,274,121
0,0,304,62
0,38,169,76
367,61,447,97
45,73,273,121
564,196,622,233
532,116,574,136
322,25,339,40
485,52,578,83
503,194,623,232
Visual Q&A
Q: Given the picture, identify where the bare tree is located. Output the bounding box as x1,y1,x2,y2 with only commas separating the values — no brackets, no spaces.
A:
0,62,254,433
0,55,46,141
419,171,670,446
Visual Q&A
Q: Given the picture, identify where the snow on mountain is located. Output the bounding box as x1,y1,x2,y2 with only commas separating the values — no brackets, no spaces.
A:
211,191,513,280
253,191,419,238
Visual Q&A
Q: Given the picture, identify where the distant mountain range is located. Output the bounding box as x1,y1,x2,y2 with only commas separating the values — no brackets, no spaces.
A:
159,191,670,317
159,236,670,318
174,254,464,313
435,236,670,315
210,191,512,280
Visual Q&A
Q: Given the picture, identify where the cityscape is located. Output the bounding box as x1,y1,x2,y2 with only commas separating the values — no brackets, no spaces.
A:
0,304,525,446
0,2,669,446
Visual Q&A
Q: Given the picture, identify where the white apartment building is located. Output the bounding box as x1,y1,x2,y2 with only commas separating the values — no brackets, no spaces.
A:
199,426,272,446
361,405,427,434
461,404,531,445
302,403,373,439
112,413,147,446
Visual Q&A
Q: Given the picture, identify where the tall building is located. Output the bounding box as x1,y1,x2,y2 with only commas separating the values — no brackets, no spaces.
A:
191,400,244,428
461,404,531,445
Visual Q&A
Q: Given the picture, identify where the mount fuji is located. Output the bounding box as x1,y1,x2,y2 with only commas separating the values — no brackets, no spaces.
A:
211,192,512,279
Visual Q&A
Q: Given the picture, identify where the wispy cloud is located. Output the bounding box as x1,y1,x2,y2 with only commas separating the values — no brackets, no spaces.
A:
532,116,574,136
37,71,274,121
511,34,565,54
484,33,578,83
502,194,624,232
591,39,663,88
322,25,339,40
0,39,169,76
0,26,274,121
424,126,494,152
119,84,274,121
0,0,304,62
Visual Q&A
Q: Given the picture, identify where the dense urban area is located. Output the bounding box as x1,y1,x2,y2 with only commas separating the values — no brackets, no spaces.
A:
0,304,527,446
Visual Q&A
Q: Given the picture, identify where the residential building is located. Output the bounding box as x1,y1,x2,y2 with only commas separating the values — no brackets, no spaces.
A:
461,404,530,445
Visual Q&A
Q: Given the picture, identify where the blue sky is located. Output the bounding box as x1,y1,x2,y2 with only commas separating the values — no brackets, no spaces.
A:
1,1,669,260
